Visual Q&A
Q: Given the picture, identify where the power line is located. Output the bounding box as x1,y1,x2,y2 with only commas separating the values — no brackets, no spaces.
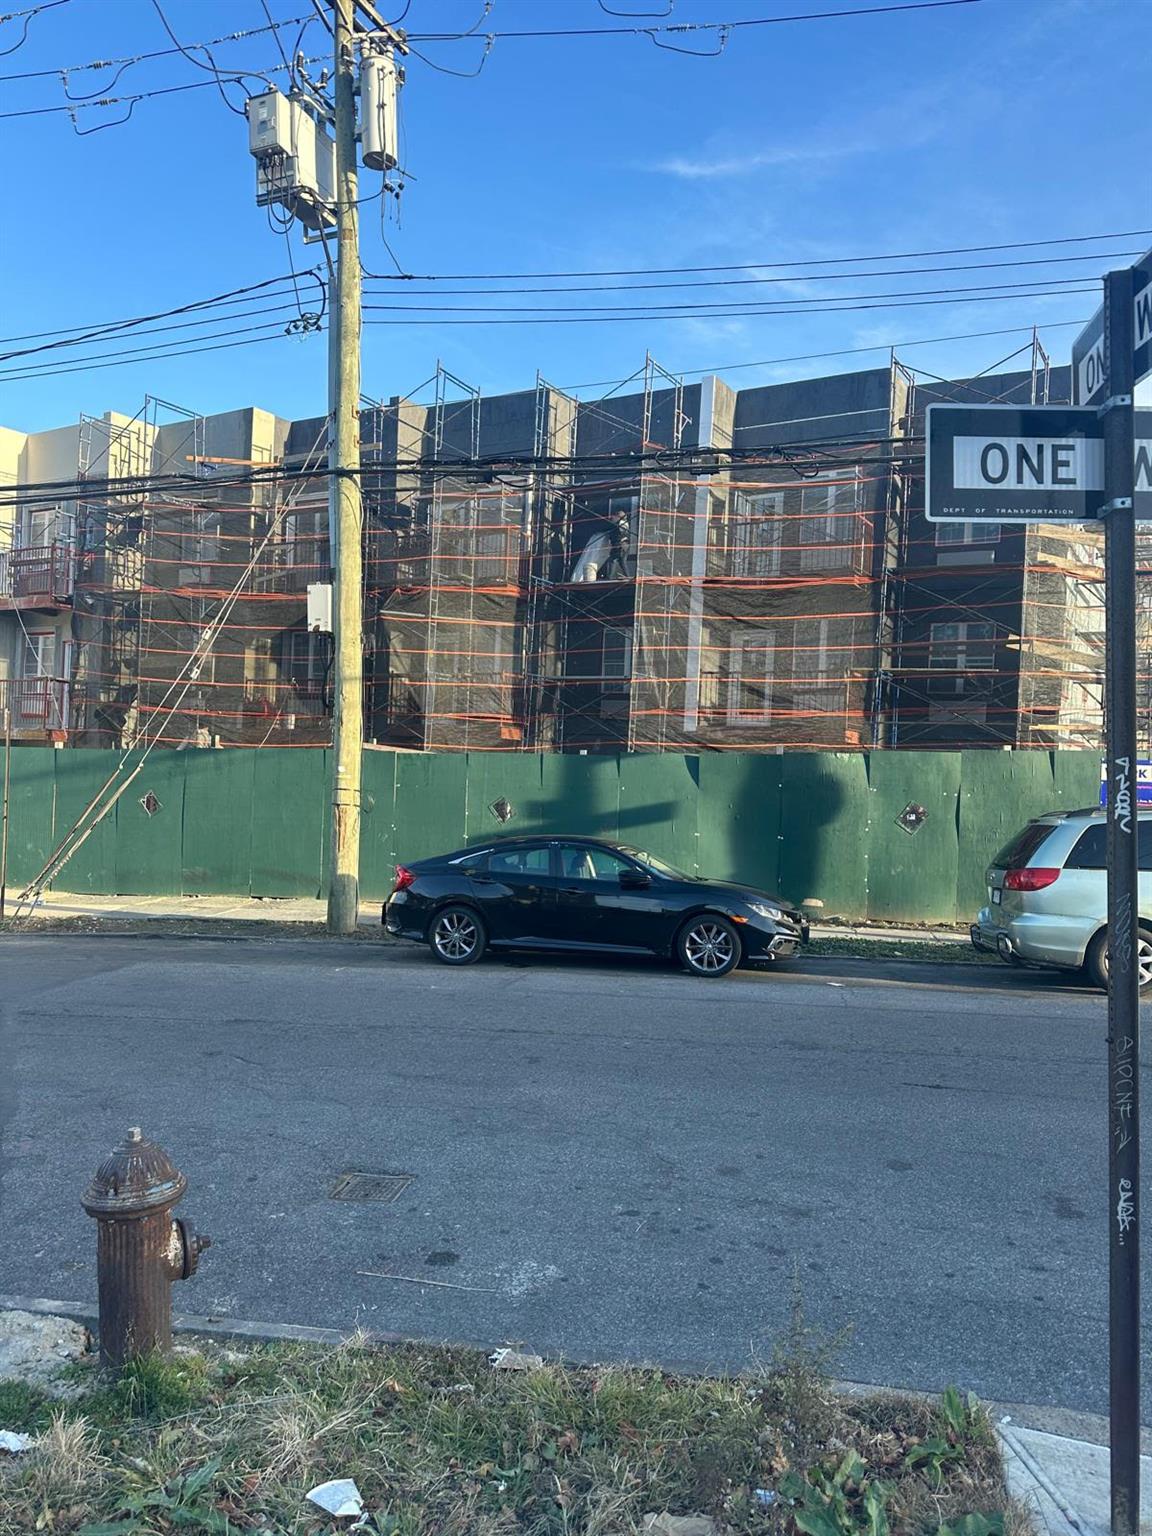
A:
360,247,1145,298
0,0,69,60
0,11,310,82
359,276,1101,315
0,271,325,361
556,320,1091,390
408,0,983,42
360,287,1099,325
363,228,1152,283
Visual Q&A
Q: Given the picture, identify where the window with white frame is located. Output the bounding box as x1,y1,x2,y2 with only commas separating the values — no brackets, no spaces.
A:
21,630,56,678
929,621,995,694
934,522,1001,546
469,625,513,681
799,471,861,573
731,491,784,577
602,626,633,694
20,504,70,550
282,629,330,697
727,628,775,724
792,617,842,716
192,508,222,564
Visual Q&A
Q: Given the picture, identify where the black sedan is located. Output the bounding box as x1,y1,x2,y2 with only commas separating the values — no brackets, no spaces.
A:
383,836,808,978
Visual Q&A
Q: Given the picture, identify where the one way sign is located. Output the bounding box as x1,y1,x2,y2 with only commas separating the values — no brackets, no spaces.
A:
1072,248,1152,405
926,403,1152,521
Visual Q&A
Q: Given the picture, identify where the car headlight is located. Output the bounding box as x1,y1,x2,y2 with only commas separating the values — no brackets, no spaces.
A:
746,901,783,922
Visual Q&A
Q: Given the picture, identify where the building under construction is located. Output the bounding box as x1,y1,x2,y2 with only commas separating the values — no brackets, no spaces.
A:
0,353,1126,756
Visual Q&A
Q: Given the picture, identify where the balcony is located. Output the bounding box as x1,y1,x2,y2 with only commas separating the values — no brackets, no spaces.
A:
0,676,73,735
0,543,75,610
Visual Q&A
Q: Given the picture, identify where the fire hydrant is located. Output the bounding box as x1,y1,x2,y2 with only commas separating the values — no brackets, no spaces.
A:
81,1127,211,1367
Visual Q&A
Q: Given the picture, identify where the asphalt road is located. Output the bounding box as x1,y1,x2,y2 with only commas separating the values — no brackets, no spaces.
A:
0,934,1147,1419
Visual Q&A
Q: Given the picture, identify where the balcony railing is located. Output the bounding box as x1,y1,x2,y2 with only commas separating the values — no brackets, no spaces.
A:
0,543,75,604
0,676,72,731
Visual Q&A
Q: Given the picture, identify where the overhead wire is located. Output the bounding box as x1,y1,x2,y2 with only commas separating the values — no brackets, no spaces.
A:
0,11,311,81
0,0,69,59
359,287,1100,325
0,271,326,361
359,247,1147,297
363,228,1152,282
407,0,983,41
147,0,261,114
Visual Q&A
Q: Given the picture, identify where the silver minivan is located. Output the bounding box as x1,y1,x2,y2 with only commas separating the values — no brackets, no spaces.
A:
970,809,1152,988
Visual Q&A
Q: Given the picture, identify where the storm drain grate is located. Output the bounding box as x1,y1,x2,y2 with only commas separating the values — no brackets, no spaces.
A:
329,1171,413,1203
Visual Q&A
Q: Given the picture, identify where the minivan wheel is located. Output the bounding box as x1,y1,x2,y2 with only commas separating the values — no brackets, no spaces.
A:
429,905,487,966
1084,927,1152,992
677,915,741,978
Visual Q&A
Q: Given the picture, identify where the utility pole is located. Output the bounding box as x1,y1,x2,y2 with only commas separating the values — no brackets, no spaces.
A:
1101,265,1140,1536
326,0,365,934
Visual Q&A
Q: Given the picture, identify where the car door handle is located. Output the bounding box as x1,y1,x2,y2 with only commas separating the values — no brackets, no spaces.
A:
560,886,584,895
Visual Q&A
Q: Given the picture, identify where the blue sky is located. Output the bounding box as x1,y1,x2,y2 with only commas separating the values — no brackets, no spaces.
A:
2,0,1149,433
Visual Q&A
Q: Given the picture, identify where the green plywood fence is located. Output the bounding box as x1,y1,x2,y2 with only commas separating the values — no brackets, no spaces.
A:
2,746,1102,922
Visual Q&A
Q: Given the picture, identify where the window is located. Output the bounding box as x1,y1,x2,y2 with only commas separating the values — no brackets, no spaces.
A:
21,630,55,677
792,618,840,718
602,627,632,693
929,622,996,691
557,844,631,880
992,821,1057,870
487,845,551,875
282,629,330,697
799,471,860,573
192,509,222,564
469,626,513,681
935,522,1001,546
731,491,784,577
727,628,775,724
1065,822,1152,872
21,504,67,549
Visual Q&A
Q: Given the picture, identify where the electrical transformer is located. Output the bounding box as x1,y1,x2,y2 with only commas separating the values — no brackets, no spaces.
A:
246,89,336,234
359,42,400,172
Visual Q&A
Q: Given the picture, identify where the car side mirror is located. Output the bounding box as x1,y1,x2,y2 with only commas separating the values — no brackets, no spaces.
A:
619,869,650,890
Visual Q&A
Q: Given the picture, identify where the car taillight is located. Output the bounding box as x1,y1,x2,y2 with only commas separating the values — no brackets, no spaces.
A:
1003,867,1060,891
393,865,414,893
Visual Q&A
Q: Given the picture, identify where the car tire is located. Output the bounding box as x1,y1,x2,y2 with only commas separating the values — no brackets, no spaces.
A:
676,914,741,978
1084,926,1152,992
428,905,487,966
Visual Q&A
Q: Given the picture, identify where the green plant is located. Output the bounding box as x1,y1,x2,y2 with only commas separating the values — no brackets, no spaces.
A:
778,1451,893,1536
77,1455,235,1535
0,1378,56,1434
937,1516,1003,1536
904,1387,984,1489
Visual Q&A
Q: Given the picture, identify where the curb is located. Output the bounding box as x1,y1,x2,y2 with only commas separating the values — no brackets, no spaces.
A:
0,1291,1140,1447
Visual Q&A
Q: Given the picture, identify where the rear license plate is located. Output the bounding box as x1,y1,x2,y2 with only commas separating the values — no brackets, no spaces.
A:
992,889,1001,904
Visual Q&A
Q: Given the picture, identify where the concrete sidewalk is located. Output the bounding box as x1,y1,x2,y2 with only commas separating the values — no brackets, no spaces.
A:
21,890,970,944
1000,1420,1152,1536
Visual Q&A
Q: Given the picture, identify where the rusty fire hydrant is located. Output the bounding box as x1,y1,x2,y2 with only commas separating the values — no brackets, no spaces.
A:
81,1127,211,1367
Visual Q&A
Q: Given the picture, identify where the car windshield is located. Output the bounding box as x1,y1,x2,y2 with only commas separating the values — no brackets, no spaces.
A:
620,846,690,880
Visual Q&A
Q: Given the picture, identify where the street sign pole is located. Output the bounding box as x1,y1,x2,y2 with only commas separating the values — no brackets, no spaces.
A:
1102,265,1141,1536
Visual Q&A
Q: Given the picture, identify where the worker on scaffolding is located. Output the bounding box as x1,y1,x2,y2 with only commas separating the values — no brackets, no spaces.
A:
602,504,632,580
569,504,633,582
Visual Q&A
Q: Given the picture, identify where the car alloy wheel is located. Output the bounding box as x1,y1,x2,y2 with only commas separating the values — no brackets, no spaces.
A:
1086,927,1152,991
1102,932,1152,988
431,907,484,964
681,917,739,977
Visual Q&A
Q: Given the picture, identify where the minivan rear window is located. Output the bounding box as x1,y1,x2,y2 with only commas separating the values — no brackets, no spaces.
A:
991,821,1057,870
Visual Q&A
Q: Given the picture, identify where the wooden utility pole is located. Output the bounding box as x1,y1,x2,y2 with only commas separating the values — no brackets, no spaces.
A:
326,0,365,933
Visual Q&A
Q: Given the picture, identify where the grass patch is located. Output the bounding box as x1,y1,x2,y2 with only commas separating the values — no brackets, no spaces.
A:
0,1330,1015,1536
805,938,997,965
